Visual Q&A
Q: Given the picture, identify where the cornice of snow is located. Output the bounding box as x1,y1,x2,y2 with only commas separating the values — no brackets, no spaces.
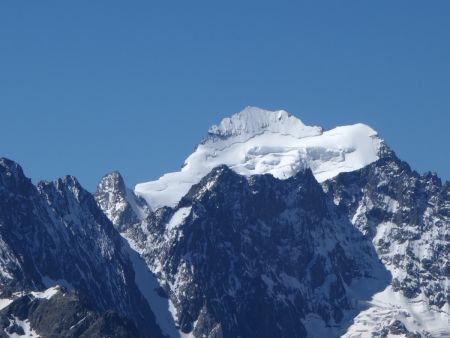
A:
135,107,383,210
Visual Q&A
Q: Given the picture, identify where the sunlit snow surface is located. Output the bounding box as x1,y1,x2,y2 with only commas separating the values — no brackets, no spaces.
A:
135,107,382,209
0,286,61,338
343,286,450,338
5,317,40,338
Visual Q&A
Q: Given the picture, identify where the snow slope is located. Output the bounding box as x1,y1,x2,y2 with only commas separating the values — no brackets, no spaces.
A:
5,317,40,338
122,240,180,338
343,286,450,338
135,107,382,209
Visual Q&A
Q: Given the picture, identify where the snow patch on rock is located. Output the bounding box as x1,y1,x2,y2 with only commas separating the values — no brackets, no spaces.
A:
0,298,13,310
30,286,61,300
5,317,40,338
343,286,450,338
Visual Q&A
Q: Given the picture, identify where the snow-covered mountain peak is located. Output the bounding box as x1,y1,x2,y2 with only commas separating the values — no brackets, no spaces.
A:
97,171,127,196
95,171,150,230
135,108,383,210
204,106,322,143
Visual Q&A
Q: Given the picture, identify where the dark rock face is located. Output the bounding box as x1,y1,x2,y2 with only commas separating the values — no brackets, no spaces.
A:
121,166,389,338
0,158,163,338
324,149,450,308
388,320,408,335
0,288,139,338
2,138,450,337
103,147,450,337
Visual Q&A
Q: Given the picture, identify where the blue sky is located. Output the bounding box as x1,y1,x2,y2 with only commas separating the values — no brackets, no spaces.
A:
1,1,449,190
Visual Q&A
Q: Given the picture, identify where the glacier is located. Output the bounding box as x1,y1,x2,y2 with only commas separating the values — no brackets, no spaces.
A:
135,106,383,210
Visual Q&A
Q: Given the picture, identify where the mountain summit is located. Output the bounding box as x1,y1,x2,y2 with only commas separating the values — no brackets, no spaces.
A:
135,107,383,210
1,107,449,338
204,106,322,140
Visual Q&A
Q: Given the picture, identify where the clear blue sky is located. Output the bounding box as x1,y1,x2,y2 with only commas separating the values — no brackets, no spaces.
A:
1,1,449,191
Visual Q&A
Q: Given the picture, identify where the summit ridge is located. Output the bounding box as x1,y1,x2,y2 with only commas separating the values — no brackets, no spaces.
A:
135,107,382,210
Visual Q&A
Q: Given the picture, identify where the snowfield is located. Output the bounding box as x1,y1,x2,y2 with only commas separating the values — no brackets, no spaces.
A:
135,107,382,209
343,286,450,338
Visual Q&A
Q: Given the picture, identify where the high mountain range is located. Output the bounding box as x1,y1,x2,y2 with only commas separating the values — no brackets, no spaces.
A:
0,107,448,338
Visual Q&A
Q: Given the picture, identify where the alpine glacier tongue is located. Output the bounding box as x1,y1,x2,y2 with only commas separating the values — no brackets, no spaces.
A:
135,107,382,209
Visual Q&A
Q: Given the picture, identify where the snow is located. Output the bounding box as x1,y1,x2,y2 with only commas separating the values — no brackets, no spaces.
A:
135,107,382,209
207,107,322,141
0,298,13,310
126,188,148,219
30,286,60,300
5,317,40,337
95,171,150,228
0,286,60,313
122,239,181,338
343,286,450,338
344,203,450,338
166,207,191,235
167,300,196,338
41,276,74,291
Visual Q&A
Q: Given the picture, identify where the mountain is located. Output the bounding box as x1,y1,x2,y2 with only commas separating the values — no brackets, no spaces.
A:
0,286,140,338
95,171,150,231
135,107,382,210
0,158,163,337
123,165,393,338
1,107,449,337
99,107,449,337
325,149,450,337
